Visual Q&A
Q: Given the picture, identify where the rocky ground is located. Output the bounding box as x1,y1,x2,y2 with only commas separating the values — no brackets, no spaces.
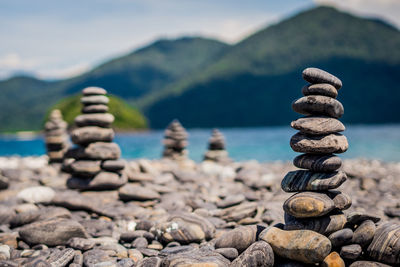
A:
0,156,399,266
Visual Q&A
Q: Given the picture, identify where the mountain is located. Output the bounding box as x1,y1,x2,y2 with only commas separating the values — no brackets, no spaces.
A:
143,6,400,128
0,37,228,132
1,6,400,132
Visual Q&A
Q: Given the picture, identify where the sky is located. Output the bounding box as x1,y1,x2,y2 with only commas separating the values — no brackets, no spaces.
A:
0,0,399,80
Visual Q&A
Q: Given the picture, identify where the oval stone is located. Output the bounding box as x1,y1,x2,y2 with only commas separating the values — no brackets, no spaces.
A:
327,191,352,210
71,127,114,145
70,160,101,177
65,142,121,160
302,68,342,89
81,95,109,105
328,228,353,248
215,225,258,253
290,133,348,154
283,192,335,218
292,96,344,118
367,222,400,265
281,170,347,192
284,212,347,235
340,244,362,260
259,227,331,264
82,104,109,114
349,261,391,267
322,252,345,267
82,87,107,96
302,83,338,98
291,116,345,135
74,113,114,128
352,219,376,247
230,241,274,267
293,154,342,172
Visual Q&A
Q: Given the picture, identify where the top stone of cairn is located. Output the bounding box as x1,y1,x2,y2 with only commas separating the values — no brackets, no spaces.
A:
82,87,107,96
302,68,342,90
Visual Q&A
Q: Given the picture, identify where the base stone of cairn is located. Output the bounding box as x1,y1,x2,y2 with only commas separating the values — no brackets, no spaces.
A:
203,129,231,164
63,87,126,190
44,109,68,164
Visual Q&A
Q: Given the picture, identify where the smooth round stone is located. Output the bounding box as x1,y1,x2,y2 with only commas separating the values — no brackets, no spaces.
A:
118,184,160,201
82,87,107,96
294,154,342,172
215,248,238,261
291,132,348,154
292,96,344,118
284,212,347,235
70,160,101,177
352,219,376,247
71,127,114,145
340,244,362,260
281,170,347,192
101,160,125,172
259,227,331,264
81,95,109,105
347,212,380,226
75,113,114,128
82,104,109,114
214,225,258,253
327,191,352,210
67,172,127,190
349,261,391,267
291,116,345,135
65,142,121,160
328,228,353,247
322,252,345,267
367,222,400,265
17,186,55,204
283,192,335,218
302,68,342,89
230,241,274,267
302,83,338,98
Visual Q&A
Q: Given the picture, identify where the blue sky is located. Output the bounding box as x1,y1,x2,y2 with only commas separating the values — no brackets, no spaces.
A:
0,0,399,80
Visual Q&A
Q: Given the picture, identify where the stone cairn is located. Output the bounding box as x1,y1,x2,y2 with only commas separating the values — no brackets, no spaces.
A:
162,119,188,160
63,87,126,190
203,128,231,164
44,109,68,164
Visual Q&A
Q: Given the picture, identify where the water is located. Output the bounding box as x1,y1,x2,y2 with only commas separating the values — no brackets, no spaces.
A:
1,125,400,162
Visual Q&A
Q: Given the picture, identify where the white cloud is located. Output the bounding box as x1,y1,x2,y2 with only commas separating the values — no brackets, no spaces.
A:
314,0,400,27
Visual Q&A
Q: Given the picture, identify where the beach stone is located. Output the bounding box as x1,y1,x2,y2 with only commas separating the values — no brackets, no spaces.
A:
0,175,9,189
259,227,331,264
215,247,238,260
19,218,87,246
118,184,160,201
75,113,114,128
291,117,345,135
216,194,245,208
322,252,345,267
367,222,400,265
285,212,347,235
281,170,347,192
290,132,348,154
83,249,114,266
302,68,342,89
0,207,16,225
17,186,55,203
101,160,126,172
352,219,376,247
328,228,353,247
349,261,391,267
82,86,107,96
66,142,121,160
218,202,258,222
230,241,274,267
214,225,259,253
67,237,95,251
161,248,230,267
292,96,344,118
327,191,352,210
120,231,155,243
68,171,127,190
347,212,380,225
302,83,338,98
81,95,109,105
71,126,114,145
132,237,148,248
70,160,101,177
340,244,362,260
0,245,10,261
283,192,335,218
0,232,18,248
82,104,109,113
137,257,162,267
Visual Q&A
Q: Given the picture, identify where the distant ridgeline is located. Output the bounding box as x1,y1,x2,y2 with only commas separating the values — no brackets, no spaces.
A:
47,94,147,130
0,6,400,132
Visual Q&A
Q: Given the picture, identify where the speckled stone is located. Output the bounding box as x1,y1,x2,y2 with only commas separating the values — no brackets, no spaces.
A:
302,83,338,98
290,132,348,154
292,96,344,118
291,117,345,135
283,192,335,218
281,170,347,192
259,227,331,264
285,212,347,235
302,68,342,89
293,154,342,172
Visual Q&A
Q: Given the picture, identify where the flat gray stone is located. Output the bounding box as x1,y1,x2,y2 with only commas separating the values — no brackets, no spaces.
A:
290,132,348,154
284,212,347,235
281,170,347,192
101,160,125,172
118,184,160,201
293,153,342,172
292,95,344,118
302,83,338,98
291,116,345,135
65,142,121,160
82,87,107,96
82,104,109,114
75,113,114,128
81,95,109,105
340,244,362,260
230,241,274,267
71,127,114,145
328,228,353,248
352,219,376,247
302,68,342,89
70,160,101,177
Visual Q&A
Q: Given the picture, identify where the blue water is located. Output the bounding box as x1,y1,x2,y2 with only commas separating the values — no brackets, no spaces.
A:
1,125,400,162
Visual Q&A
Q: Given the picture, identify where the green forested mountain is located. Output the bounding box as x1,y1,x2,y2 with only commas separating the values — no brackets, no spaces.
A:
1,6,400,131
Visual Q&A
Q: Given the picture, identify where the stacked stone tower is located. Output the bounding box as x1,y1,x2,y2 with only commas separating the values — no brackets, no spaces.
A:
281,68,351,237
203,129,231,164
44,109,68,164
162,119,188,160
64,87,126,190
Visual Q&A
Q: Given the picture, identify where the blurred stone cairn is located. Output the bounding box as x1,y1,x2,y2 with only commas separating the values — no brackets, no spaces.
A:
203,128,231,164
258,68,399,266
44,109,68,164
63,87,126,190
162,119,188,161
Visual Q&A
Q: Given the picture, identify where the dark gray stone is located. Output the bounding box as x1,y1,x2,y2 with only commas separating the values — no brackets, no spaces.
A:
302,68,342,89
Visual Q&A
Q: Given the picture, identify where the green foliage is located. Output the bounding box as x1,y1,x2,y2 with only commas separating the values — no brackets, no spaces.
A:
49,94,147,130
